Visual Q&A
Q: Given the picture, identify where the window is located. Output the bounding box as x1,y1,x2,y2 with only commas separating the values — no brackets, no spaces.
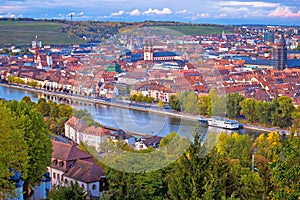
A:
65,179,68,184
53,172,56,179
92,184,96,190
52,159,58,165
57,174,60,180
59,161,64,168
81,184,85,189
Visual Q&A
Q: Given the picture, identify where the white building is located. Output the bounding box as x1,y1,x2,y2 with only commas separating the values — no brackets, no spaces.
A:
48,140,108,199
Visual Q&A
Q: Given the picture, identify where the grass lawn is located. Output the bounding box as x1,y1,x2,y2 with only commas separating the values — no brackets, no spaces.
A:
0,21,81,46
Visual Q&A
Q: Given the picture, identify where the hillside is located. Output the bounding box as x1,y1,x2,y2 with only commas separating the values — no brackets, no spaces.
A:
153,25,233,35
0,20,81,46
0,19,235,47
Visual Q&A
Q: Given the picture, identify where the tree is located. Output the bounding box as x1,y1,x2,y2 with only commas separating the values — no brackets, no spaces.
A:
198,95,210,115
37,98,50,117
157,100,164,109
226,92,244,118
169,94,180,111
270,134,300,199
0,102,29,196
21,96,36,107
271,96,294,128
47,182,87,200
49,102,59,118
6,101,52,199
182,91,199,114
208,89,225,117
241,98,257,123
255,100,272,125
27,81,38,88
7,75,16,83
58,104,73,118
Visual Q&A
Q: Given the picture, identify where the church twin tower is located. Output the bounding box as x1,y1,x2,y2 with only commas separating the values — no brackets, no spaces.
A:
144,40,153,61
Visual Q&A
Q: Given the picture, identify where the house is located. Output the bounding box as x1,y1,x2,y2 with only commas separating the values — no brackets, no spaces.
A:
134,136,162,150
48,140,108,199
65,116,88,144
81,126,114,152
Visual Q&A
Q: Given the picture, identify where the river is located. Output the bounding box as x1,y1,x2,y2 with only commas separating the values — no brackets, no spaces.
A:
0,85,263,138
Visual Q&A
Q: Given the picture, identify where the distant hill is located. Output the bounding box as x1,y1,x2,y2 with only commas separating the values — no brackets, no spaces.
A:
0,20,81,46
152,25,234,35
0,19,235,47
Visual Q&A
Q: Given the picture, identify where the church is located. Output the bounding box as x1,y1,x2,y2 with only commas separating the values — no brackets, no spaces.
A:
121,41,180,63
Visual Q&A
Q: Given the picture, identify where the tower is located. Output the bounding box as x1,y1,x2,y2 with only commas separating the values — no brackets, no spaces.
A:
34,35,39,64
272,34,287,70
264,31,274,43
144,40,153,61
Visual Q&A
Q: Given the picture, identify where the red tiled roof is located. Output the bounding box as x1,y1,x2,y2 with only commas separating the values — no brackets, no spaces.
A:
51,140,92,161
64,159,105,183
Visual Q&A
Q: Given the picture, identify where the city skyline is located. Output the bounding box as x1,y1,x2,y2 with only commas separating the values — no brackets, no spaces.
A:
0,0,299,25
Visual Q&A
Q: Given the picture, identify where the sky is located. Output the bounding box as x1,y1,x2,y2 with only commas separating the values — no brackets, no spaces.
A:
0,0,299,25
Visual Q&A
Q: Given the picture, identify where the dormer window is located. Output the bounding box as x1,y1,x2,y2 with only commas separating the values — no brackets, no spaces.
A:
52,159,58,165
59,161,64,168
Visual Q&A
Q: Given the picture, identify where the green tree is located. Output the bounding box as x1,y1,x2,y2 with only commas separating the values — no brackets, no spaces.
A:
208,89,226,117
271,96,295,128
169,94,180,111
47,182,87,200
21,96,36,107
241,98,257,123
182,91,199,114
6,101,52,199
270,134,300,199
58,104,73,118
226,92,244,118
255,100,272,125
49,102,59,118
37,98,50,117
0,102,29,196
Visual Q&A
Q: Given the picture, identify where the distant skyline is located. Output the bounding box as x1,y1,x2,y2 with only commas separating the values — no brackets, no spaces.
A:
0,0,299,25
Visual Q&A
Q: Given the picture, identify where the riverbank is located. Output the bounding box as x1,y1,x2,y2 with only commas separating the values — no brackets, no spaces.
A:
0,83,290,135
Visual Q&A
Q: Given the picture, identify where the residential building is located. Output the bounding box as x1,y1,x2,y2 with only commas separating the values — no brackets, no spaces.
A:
49,140,108,199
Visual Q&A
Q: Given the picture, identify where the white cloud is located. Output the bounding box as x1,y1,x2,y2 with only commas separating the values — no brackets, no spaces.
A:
191,13,210,20
221,6,249,12
175,9,189,14
79,12,84,16
130,9,141,16
218,13,227,18
67,12,75,16
111,10,124,16
269,6,300,17
219,1,279,8
142,8,172,15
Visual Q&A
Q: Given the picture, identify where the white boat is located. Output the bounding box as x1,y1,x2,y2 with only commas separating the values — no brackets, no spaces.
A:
207,116,241,130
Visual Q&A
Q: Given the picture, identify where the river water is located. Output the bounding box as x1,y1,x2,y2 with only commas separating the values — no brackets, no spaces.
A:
0,85,262,138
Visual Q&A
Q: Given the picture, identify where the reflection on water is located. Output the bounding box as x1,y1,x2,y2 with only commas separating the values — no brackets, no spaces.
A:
0,85,264,137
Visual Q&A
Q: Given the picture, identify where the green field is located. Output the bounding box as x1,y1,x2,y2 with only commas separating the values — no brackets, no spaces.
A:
152,25,233,35
0,21,81,46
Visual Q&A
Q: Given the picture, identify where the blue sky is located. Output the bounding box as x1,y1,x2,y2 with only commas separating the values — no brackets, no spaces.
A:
0,0,299,25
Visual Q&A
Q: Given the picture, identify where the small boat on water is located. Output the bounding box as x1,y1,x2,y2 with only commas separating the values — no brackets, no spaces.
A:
207,116,241,130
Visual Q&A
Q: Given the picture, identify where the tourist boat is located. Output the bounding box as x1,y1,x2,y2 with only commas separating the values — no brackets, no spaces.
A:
207,116,241,130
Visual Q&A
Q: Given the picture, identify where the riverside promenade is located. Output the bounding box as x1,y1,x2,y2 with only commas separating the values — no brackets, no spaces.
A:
0,83,291,135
